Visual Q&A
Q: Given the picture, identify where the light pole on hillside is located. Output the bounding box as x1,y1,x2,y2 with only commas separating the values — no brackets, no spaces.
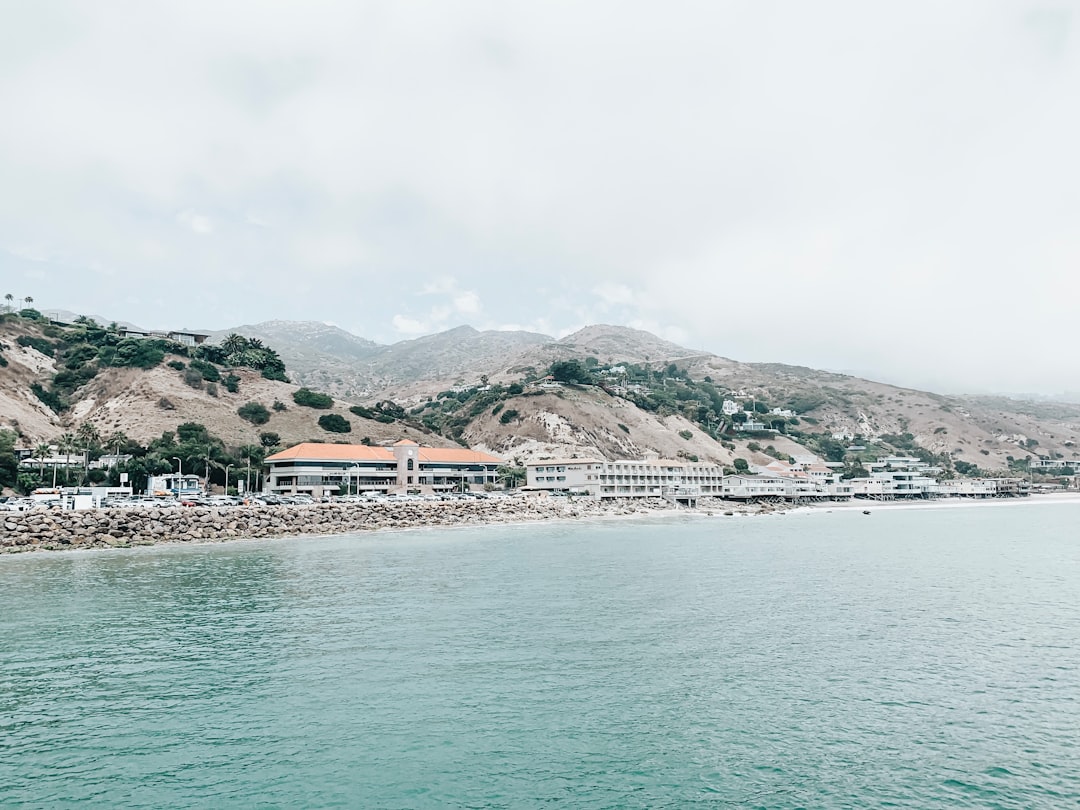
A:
172,456,182,497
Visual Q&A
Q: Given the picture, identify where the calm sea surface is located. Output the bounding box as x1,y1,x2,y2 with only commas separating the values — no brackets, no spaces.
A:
3,502,1080,808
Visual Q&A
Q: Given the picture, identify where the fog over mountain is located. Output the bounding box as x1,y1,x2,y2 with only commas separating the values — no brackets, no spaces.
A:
3,2,1079,394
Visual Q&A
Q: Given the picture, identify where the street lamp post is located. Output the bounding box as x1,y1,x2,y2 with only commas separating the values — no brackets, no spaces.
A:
171,456,182,498
224,464,232,495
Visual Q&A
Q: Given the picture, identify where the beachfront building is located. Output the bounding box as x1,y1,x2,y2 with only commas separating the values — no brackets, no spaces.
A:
263,440,502,498
720,474,791,500
938,478,1031,498
525,457,726,500
752,459,855,500
848,456,941,500
1030,457,1078,471
146,473,204,498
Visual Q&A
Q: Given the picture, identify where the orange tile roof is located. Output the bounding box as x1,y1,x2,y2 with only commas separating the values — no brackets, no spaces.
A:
265,443,394,462
417,448,502,464
265,442,501,465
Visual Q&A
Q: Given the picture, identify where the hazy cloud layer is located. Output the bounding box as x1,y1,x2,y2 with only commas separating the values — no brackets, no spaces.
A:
1,1,1077,394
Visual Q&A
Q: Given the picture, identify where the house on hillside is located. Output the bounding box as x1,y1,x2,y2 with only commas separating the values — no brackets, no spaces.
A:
118,327,209,346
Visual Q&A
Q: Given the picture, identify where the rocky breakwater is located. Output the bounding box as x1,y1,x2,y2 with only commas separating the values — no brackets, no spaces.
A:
1,497,667,553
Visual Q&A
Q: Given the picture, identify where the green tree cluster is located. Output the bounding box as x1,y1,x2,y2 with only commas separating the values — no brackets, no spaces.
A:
293,388,334,409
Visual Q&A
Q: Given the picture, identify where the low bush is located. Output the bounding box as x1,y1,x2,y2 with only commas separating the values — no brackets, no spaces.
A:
318,414,351,433
16,335,56,356
183,367,204,389
167,360,186,371
189,358,221,382
31,383,65,413
294,388,334,409
499,409,519,424
237,402,271,425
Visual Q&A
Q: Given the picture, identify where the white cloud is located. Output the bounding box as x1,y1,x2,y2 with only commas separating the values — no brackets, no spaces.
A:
176,210,214,235
452,290,481,315
1,1,1078,391
391,314,428,335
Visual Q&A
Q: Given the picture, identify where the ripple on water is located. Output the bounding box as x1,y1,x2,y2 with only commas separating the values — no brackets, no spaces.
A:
3,506,1080,808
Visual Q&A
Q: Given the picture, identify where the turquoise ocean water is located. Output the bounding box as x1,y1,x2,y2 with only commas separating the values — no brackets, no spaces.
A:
3,501,1080,808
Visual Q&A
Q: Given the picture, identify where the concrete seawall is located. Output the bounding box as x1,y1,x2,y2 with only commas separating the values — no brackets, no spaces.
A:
1,498,672,553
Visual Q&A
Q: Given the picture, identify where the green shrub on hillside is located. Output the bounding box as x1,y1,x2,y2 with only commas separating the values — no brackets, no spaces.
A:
237,402,271,425
318,414,352,433
52,364,97,395
16,335,56,356
63,344,99,369
293,388,334,409
223,373,240,393
168,360,186,371
189,358,221,382
499,409,519,424
102,338,167,369
31,383,66,413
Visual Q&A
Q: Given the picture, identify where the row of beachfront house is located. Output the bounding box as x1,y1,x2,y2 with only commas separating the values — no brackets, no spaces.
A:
524,455,1031,502
13,438,1033,503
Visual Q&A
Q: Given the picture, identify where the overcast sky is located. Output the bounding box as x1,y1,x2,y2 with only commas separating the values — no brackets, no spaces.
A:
1,1,1077,395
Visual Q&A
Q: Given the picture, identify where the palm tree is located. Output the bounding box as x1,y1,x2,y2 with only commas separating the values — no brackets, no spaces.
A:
23,295,33,310
77,422,101,451
106,430,129,460
57,433,77,485
34,442,51,479
4,293,13,313
497,465,526,490
220,333,248,358
76,423,101,483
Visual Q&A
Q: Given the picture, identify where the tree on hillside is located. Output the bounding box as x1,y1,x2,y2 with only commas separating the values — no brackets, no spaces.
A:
3,293,12,313
202,333,289,381
548,359,593,384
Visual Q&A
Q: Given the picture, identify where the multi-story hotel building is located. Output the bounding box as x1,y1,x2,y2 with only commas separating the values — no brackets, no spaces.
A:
525,457,726,499
264,440,502,498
